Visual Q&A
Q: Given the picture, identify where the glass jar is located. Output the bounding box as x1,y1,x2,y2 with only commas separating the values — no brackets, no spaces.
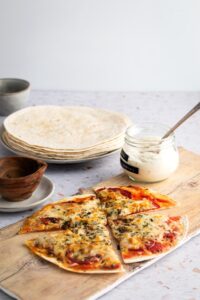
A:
120,123,179,183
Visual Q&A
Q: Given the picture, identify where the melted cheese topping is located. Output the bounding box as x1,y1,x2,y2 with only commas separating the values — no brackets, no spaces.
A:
21,197,107,233
109,214,184,252
103,198,155,219
32,229,120,269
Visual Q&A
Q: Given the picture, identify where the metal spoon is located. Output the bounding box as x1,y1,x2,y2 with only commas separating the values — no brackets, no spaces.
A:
162,102,200,139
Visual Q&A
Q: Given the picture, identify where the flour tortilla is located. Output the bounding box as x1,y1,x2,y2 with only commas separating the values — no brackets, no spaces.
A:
2,131,123,159
3,127,126,153
4,106,131,151
3,131,124,153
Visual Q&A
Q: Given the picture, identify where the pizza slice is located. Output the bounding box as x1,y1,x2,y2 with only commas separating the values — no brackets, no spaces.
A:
95,186,176,219
108,213,188,263
19,194,106,234
25,228,123,273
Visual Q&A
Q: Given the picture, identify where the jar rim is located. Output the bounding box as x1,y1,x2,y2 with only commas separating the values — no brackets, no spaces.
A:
125,122,175,145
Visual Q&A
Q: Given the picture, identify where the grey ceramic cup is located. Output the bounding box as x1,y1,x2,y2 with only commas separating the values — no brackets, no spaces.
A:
0,78,30,116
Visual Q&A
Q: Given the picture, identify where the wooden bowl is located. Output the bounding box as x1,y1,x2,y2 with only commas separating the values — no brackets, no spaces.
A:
0,156,47,201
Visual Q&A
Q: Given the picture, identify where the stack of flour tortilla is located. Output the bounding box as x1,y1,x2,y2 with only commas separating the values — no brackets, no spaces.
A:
2,106,131,161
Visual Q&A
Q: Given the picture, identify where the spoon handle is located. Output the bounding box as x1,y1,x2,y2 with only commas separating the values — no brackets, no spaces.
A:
162,102,200,139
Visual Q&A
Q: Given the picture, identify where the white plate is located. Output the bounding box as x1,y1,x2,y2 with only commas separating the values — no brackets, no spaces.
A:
0,176,55,212
0,128,120,164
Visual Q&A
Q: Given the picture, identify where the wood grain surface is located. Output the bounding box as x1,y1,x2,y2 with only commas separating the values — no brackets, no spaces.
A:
0,147,200,300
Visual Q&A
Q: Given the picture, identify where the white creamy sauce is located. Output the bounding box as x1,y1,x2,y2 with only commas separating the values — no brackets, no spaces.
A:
122,136,179,182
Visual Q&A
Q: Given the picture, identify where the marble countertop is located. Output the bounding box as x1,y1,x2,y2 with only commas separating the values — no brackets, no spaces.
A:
0,91,200,300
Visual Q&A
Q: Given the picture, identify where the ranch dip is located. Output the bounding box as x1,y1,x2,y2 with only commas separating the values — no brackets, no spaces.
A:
120,124,179,182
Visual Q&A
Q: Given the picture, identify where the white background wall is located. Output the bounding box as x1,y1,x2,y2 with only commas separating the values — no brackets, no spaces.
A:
0,0,199,90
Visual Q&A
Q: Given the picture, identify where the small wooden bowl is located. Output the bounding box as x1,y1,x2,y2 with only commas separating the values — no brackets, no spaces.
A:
0,156,47,201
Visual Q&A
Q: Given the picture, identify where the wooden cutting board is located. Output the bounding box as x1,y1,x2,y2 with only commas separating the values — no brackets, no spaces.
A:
0,147,200,300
